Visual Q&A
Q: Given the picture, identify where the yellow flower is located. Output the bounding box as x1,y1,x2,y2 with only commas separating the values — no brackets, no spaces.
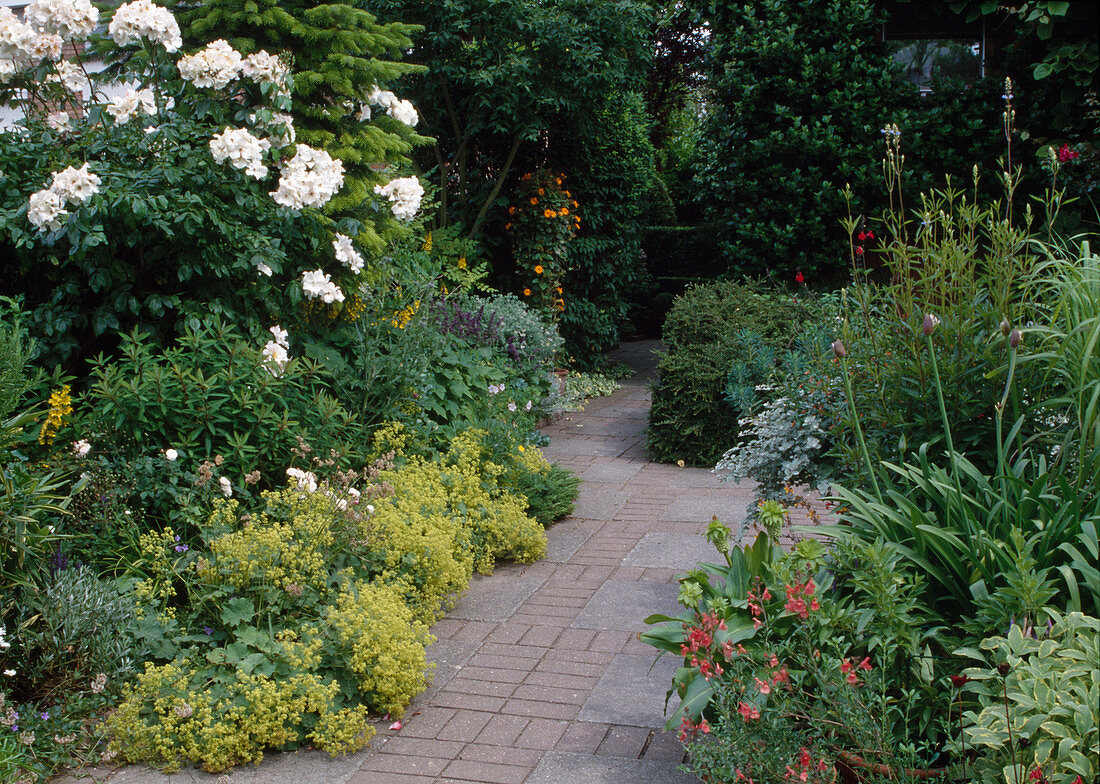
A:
421,233,432,252
39,385,73,445
457,256,467,269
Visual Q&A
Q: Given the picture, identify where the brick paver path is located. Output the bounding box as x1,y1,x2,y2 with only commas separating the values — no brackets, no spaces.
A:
62,340,771,784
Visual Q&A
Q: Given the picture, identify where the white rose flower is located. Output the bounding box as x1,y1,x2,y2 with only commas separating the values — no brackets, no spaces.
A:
177,39,242,89
387,99,418,127
261,339,289,376
219,476,233,497
50,163,100,203
270,145,344,209
24,0,99,39
300,269,344,304
256,262,273,277
209,127,270,179
374,176,424,221
285,467,317,493
46,111,72,132
333,233,364,273
165,448,178,461
268,325,289,347
108,0,181,52
27,188,69,232
242,50,289,88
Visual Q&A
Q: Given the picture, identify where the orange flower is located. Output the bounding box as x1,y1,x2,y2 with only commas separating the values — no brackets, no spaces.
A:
505,222,512,230
534,265,544,274
556,286,563,294
529,197,538,205
538,188,545,196
563,190,570,197
508,206,516,215
556,177,563,185
559,208,569,216
522,172,532,181
572,200,578,208
543,208,556,219
523,288,532,296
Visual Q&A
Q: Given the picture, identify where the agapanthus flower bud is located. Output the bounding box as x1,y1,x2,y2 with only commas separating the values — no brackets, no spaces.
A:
1000,319,1011,336
831,340,846,358
1009,328,1021,348
922,313,940,336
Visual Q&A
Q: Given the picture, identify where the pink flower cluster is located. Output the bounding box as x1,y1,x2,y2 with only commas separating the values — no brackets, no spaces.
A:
783,578,819,619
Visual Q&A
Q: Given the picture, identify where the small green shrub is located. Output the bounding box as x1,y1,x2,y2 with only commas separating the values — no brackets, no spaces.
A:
955,612,1099,784
82,317,367,488
648,281,812,466
14,566,144,701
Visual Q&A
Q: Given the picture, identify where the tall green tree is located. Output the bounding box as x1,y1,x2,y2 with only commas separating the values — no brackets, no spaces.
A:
179,0,429,247
359,0,655,239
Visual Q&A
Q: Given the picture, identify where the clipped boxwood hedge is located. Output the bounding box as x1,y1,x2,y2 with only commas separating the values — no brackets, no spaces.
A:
647,281,809,466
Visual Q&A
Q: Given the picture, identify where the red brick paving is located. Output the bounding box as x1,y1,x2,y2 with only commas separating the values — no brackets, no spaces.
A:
348,340,828,784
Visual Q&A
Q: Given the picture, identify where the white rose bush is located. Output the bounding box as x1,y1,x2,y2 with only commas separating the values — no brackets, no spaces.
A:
0,0,425,369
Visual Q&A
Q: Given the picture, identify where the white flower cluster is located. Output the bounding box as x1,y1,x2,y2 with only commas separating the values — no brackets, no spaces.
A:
241,50,289,90
333,233,364,274
106,86,158,123
270,144,344,209
301,269,344,304
177,39,242,89
46,110,72,132
108,0,181,53
286,467,318,493
210,127,270,179
49,60,88,95
24,0,98,40
72,438,91,457
365,85,418,127
27,162,100,232
261,324,290,377
374,176,423,221
0,7,63,75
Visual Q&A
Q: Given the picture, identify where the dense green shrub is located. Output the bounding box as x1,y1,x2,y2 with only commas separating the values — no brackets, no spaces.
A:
80,318,368,487
106,427,548,771
556,92,660,365
648,281,812,466
693,0,906,283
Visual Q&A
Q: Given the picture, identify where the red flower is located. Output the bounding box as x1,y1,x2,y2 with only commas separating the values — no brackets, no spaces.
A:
795,271,805,284
950,674,969,688
1057,143,1080,163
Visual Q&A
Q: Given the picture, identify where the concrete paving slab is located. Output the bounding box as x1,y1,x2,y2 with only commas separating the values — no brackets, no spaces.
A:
622,532,720,572
571,487,630,520
659,491,746,523
447,572,547,622
572,581,682,632
580,460,645,484
577,652,683,727
545,518,602,563
56,747,373,784
526,750,700,784
418,638,480,703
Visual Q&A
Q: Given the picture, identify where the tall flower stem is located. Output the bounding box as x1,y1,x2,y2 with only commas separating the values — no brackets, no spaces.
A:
924,333,965,505
838,351,883,504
